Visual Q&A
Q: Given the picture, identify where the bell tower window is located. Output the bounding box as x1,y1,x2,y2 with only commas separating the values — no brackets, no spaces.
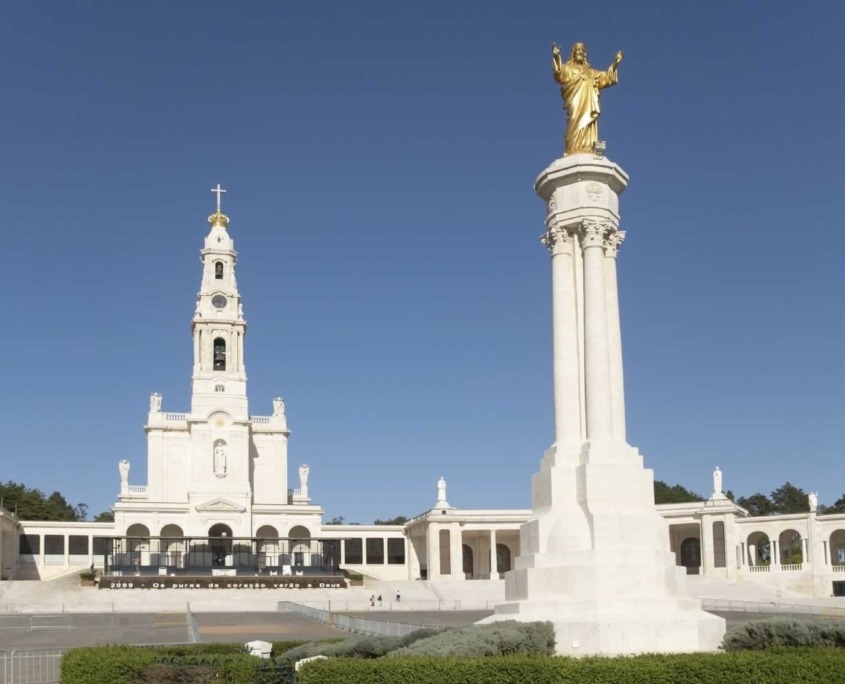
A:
213,337,227,371
215,262,224,279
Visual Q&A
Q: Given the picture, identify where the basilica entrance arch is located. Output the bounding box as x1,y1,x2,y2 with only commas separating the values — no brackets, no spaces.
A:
209,523,233,566
256,525,279,567
289,525,311,568
160,524,184,568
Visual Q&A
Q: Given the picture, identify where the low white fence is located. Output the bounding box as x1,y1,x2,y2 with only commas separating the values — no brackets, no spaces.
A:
701,598,845,619
285,598,496,612
279,600,444,637
0,649,64,684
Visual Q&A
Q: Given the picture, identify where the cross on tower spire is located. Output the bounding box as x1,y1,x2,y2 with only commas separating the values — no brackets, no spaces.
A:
211,184,226,212
208,184,230,228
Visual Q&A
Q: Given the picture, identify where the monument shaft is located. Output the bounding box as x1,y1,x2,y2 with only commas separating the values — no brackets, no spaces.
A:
483,153,725,655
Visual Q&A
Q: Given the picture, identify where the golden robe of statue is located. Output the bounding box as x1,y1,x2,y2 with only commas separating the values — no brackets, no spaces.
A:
552,42,623,155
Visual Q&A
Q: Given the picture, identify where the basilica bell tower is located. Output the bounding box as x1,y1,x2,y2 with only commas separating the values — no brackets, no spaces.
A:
190,184,248,419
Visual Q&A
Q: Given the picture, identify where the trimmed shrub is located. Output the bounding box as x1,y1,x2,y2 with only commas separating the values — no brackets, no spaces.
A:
297,650,845,684
390,621,555,657
722,619,845,651
61,646,156,684
278,633,413,663
61,646,272,684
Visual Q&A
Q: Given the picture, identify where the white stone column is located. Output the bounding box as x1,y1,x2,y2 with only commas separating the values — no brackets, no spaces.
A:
542,224,582,448
426,524,440,580
450,523,463,579
580,220,614,440
603,230,627,441
407,535,420,580
489,529,497,579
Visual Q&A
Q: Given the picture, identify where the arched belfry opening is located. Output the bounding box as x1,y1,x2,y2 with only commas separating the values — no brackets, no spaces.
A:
213,337,226,370
215,261,223,279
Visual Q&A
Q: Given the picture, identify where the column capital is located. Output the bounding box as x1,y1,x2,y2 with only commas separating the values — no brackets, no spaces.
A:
580,219,613,249
541,224,575,256
603,230,626,258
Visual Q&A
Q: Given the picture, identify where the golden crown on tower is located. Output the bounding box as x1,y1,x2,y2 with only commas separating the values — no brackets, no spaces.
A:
208,210,230,228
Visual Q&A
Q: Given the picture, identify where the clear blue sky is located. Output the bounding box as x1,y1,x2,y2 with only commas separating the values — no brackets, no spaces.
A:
2,2,844,522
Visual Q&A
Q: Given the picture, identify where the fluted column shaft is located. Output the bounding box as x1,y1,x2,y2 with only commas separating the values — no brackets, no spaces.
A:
581,221,613,440
604,231,626,441
543,224,582,448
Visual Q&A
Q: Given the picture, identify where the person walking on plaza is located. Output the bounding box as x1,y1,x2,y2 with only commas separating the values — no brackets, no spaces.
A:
377,594,382,607
369,595,374,607
395,590,401,603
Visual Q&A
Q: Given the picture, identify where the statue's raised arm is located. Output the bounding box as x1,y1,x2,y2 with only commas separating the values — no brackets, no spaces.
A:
552,41,623,155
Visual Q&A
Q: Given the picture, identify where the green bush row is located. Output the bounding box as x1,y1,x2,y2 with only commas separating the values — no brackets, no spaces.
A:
59,645,275,684
297,649,845,684
278,622,553,663
722,618,845,651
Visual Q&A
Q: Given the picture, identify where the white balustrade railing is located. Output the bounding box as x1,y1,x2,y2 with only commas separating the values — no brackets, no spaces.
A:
251,416,270,424
781,563,803,572
833,565,845,573
748,565,770,573
278,601,444,637
165,413,187,422
128,485,147,495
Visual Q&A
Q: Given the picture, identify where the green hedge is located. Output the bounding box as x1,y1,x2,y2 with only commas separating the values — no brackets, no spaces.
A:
297,649,845,684
279,623,551,663
59,645,268,684
722,619,845,651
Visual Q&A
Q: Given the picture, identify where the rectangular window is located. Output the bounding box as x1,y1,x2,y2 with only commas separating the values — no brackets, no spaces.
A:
344,538,363,565
69,536,89,555
387,538,405,565
19,534,40,555
366,538,384,564
713,521,726,568
44,535,65,555
92,537,111,556
323,540,341,568
834,581,845,598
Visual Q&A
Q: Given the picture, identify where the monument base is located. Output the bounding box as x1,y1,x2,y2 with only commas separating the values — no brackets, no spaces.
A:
481,440,726,655
483,597,724,656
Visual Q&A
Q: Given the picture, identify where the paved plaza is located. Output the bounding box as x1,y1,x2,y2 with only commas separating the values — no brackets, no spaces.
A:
4,608,842,651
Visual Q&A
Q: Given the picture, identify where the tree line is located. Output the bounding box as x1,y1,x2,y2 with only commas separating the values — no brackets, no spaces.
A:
654,479,845,516
0,481,112,522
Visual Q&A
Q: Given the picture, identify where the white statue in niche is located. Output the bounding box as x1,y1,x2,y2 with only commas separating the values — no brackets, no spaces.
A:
299,464,309,490
809,492,819,512
214,443,227,478
119,459,130,493
713,466,722,496
273,397,285,417
150,392,162,413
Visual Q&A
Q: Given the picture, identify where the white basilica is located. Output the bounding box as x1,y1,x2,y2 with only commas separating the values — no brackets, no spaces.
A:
3,192,845,601
113,192,321,544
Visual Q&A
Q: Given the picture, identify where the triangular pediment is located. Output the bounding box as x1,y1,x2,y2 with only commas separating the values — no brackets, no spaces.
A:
195,498,245,513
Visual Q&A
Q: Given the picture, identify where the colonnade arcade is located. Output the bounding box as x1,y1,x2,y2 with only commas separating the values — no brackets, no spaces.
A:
101,522,339,577
404,511,525,581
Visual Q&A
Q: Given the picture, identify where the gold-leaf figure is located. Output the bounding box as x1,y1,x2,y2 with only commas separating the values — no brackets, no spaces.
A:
552,42,623,155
